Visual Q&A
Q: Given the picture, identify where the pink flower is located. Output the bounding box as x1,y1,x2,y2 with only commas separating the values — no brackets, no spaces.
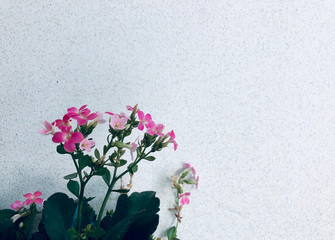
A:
109,114,128,130
67,105,98,126
179,192,190,206
146,121,165,137
23,191,43,205
80,138,95,152
53,114,71,128
126,137,139,161
168,130,178,151
93,112,106,124
10,200,25,211
184,163,196,177
38,121,55,135
52,126,84,152
137,110,152,131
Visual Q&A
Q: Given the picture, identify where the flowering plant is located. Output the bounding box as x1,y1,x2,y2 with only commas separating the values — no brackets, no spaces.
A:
0,105,198,240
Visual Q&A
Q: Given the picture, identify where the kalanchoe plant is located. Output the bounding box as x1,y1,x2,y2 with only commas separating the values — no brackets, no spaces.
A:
166,163,199,240
1,104,190,240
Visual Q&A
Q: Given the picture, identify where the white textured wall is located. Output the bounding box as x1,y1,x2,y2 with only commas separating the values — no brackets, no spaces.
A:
1,1,335,239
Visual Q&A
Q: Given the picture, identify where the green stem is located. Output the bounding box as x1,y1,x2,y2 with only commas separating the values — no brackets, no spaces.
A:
96,148,152,226
96,176,117,226
71,153,86,232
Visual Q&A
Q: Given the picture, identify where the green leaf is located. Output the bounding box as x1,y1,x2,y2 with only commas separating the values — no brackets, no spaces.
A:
119,159,127,167
111,189,130,193
183,179,194,184
63,173,78,180
103,145,108,155
41,192,77,240
144,156,155,161
94,167,108,176
102,168,111,186
167,226,177,240
84,171,89,178
57,144,69,154
94,149,100,159
79,155,91,170
119,149,125,157
67,228,80,240
180,170,191,179
101,191,160,240
0,209,15,223
67,180,80,198
127,163,138,175
88,227,105,239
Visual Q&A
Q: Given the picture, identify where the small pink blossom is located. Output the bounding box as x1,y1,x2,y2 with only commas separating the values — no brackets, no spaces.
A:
93,112,106,124
168,130,178,151
80,138,95,152
53,114,71,129
126,105,134,111
184,163,196,177
146,121,165,137
67,105,98,126
52,126,84,152
137,110,152,131
127,137,139,161
23,191,43,205
179,192,190,206
38,121,55,135
10,200,25,211
109,114,128,130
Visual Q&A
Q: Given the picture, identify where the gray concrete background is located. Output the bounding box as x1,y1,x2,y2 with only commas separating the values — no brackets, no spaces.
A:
1,1,335,239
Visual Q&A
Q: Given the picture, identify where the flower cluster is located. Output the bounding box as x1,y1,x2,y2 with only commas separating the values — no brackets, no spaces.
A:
39,104,177,153
38,105,104,152
10,191,43,211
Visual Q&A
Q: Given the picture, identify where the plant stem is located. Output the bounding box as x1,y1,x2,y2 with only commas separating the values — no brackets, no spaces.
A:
96,148,152,226
71,153,86,232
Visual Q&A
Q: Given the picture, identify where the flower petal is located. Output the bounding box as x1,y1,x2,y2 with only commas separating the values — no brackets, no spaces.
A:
70,132,84,143
35,198,43,204
64,141,76,152
52,132,65,143
23,193,33,198
33,191,42,197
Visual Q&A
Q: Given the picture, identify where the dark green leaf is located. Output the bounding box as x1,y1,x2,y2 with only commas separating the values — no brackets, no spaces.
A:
94,167,108,176
67,228,80,240
103,145,108,155
119,159,127,167
144,156,155,161
57,144,69,154
63,173,78,180
128,163,138,175
111,189,130,193
0,209,15,223
67,180,80,198
41,192,77,240
102,168,111,186
94,149,100,159
101,191,160,240
79,155,91,170
88,227,105,239
119,149,125,157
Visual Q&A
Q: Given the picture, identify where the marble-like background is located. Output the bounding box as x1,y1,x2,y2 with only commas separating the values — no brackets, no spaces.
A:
1,1,335,239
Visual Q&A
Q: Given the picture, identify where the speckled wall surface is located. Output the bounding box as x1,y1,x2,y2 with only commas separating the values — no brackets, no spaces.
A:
1,1,335,239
